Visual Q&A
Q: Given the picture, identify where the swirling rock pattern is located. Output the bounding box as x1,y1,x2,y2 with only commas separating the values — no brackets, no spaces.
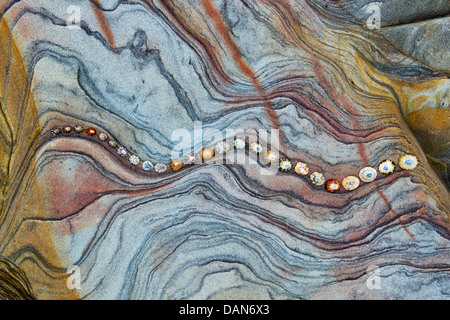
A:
0,0,449,299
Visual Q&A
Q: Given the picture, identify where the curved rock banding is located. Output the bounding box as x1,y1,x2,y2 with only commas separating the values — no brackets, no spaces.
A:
0,0,448,300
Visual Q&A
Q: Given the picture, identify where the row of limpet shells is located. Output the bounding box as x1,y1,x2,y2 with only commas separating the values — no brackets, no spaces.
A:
245,141,418,192
51,125,419,192
52,125,178,173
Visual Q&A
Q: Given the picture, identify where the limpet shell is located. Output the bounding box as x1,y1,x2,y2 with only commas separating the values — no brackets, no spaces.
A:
378,159,395,174
342,176,360,190
398,154,418,170
359,167,377,182
310,172,325,185
264,150,278,163
294,162,309,176
279,159,292,171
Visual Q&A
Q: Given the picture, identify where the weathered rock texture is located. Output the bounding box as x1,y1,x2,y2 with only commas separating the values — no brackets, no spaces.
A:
0,0,448,299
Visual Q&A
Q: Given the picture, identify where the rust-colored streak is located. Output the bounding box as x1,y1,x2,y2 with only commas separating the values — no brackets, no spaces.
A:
90,0,116,49
400,222,416,240
311,57,370,166
199,0,284,149
374,181,416,241
311,57,415,241
146,0,235,86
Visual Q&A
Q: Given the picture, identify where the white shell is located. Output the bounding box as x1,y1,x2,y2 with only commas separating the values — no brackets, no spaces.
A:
117,147,128,157
234,138,246,149
398,154,418,170
142,160,154,171
378,160,395,174
128,155,140,165
155,163,167,173
215,142,230,154
250,142,263,153
359,167,377,182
